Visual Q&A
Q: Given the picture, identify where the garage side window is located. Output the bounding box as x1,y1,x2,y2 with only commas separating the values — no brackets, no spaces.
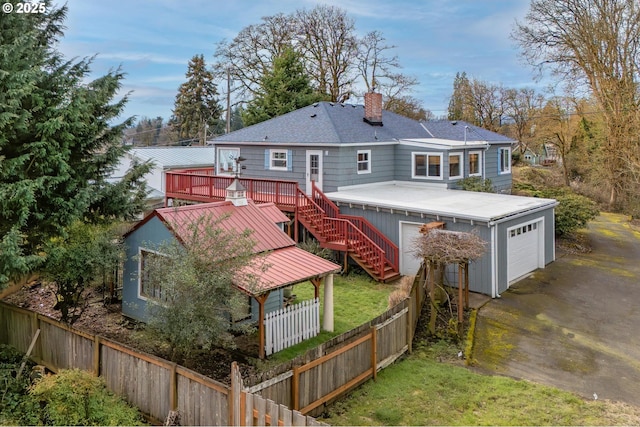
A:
509,222,537,237
499,147,511,174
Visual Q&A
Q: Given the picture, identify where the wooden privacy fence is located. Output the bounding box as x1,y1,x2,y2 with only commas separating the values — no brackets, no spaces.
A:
246,264,428,417
0,301,324,426
265,298,320,356
0,265,427,424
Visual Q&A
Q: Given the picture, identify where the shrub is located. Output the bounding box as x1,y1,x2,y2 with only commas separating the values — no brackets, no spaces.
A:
26,369,144,426
525,188,599,236
457,176,495,193
297,239,336,261
0,345,37,425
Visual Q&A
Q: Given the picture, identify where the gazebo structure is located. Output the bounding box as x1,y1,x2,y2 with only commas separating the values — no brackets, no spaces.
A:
121,178,341,359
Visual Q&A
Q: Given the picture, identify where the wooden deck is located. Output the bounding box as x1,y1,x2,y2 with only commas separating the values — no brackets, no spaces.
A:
164,170,400,282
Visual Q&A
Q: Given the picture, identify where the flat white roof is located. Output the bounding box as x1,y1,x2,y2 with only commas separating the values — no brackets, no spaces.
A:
325,182,557,223
130,146,215,168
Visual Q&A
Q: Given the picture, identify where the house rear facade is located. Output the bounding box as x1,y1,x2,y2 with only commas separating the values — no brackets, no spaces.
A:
198,93,558,297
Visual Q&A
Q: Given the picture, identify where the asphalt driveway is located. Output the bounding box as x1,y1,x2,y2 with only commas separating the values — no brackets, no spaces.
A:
472,213,640,407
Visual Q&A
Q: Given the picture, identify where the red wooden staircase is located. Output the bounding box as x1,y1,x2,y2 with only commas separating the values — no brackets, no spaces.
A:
295,183,400,283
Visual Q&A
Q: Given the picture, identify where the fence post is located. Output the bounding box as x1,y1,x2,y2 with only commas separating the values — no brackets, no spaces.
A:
169,363,178,411
93,336,101,376
292,365,300,411
229,361,242,426
370,326,377,381
406,298,413,354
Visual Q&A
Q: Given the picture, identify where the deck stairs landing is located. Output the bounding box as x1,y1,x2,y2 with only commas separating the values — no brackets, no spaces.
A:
296,183,400,283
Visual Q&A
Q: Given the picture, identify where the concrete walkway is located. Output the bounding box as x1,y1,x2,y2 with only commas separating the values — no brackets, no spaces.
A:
472,213,640,407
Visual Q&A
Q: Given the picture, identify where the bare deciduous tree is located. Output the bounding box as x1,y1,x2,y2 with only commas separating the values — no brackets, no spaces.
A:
513,0,640,209
295,5,359,102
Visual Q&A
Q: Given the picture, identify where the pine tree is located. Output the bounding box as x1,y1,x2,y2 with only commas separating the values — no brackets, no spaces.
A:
173,55,222,145
243,47,326,126
447,71,474,122
0,4,150,286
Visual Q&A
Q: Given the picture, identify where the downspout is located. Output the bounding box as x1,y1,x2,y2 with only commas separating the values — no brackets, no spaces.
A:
490,223,499,298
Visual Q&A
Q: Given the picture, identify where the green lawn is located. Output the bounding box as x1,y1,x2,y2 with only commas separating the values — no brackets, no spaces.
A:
266,272,394,363
320,341,640,426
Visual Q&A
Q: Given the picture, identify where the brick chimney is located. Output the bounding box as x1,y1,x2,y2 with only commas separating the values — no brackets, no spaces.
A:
363,92,383,126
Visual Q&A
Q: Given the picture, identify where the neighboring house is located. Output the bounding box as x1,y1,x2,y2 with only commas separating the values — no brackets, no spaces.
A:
112,146,216,211
201,93,558,297
122,180,341,358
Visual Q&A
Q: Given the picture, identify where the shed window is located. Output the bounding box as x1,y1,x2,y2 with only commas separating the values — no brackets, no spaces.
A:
139,249,164,301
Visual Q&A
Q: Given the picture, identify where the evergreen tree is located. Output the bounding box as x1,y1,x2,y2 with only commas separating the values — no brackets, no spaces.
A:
0,3,150,286
447,71,474,122
243,47,326,126
173,54,222,145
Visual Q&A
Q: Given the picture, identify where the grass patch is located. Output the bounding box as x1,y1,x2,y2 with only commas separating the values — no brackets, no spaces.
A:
266,272,394,363
321,341,640,425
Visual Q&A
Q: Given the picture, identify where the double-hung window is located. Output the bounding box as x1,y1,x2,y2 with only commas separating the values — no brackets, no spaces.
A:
357,150,371,174
498,147,511,174
469,150,482,177
412,152,443,180
265,149,292,171
449,152,463,180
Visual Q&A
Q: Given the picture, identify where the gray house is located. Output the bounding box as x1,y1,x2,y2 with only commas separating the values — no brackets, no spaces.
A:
203,93,558,297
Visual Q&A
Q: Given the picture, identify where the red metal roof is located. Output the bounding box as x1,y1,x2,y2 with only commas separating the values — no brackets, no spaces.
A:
235,246,341,295
155,200,293,253
256,202,290,224
129,200,340,295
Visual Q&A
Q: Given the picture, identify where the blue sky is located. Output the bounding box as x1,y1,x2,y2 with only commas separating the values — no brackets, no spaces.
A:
59,0,543,123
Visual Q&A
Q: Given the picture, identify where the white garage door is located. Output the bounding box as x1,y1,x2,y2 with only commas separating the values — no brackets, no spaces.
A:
400,222,423,275
507,220,542,282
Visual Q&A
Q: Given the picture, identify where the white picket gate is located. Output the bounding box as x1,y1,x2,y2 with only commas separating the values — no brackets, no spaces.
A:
264,298,320,356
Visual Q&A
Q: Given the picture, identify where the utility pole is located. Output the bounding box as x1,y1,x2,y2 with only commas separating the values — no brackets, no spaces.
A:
226,68,231,134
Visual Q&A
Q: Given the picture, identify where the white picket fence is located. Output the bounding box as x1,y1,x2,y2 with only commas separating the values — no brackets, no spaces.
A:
265,298,320,356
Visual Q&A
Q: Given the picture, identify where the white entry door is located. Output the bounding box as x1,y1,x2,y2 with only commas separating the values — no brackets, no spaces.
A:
306,150,323,194
399,222,423,275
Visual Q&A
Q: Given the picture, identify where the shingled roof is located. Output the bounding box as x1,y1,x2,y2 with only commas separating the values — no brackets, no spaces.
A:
213,101,514,145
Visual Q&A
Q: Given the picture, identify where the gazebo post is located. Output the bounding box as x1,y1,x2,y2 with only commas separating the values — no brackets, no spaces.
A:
255,292,270,359
323,274,334,332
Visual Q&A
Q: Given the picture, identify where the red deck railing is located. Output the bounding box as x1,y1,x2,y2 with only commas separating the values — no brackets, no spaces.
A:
164,170,399,281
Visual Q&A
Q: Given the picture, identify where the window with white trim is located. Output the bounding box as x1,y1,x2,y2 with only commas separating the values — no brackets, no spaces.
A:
139,248,165,301
269,149,288,170
469,150,482,176
217,147,240,175
412,153,443,180
449,152,463,179
357,150,371,174
499,147,511,174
